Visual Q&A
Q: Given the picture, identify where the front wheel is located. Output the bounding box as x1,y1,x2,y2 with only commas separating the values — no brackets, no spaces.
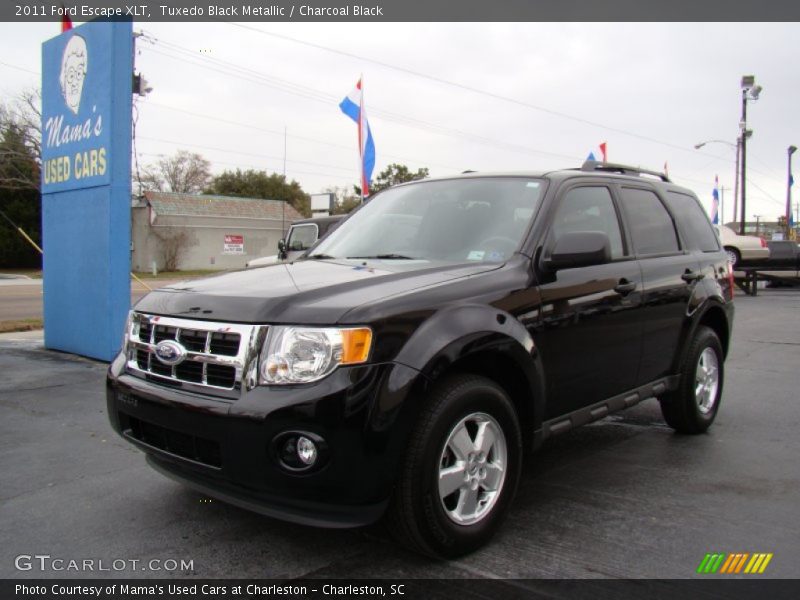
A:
388,374,522,558
660,326,724,434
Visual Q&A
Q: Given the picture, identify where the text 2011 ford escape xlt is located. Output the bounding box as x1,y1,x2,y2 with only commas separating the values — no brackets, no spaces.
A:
107,161,734,558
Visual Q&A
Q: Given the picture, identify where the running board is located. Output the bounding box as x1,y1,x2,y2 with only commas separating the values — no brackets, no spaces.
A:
540,376,679,441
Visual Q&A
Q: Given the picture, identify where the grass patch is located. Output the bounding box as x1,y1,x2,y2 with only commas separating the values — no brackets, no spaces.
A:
0,269,42,279
0,318,43,333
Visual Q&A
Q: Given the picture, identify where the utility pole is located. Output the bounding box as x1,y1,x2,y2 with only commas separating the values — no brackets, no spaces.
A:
732,139,740,227
753,214,761,237
720,185,726,225
787,145,797,238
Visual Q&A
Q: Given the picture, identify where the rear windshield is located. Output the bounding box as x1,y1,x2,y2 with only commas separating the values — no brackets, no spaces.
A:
312,178,544,263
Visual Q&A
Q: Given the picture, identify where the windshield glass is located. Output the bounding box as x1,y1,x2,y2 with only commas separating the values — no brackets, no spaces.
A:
311,177,544,262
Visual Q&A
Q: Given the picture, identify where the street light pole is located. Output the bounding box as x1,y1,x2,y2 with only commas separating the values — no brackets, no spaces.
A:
788,145,797,238
740,88,749,235
694,139,739,227
739,75,762,236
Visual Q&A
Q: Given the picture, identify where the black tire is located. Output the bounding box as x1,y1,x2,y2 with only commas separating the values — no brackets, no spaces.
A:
724,247,741,268
659,326,724,434
388,374,522,558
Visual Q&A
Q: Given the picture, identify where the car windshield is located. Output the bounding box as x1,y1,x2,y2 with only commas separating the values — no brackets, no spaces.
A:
311,177,544,263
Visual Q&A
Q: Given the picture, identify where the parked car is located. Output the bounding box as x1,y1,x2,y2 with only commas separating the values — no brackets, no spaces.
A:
108,161,734,558
715,224,770,267
246,214,346,268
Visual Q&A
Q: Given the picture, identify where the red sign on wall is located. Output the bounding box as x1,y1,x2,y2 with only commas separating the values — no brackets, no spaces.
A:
223,234,244,254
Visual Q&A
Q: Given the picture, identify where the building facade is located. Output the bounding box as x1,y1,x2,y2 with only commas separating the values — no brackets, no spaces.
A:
131,192,304,272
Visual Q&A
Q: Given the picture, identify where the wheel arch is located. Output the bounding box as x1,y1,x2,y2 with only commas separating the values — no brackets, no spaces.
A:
393,304,546,451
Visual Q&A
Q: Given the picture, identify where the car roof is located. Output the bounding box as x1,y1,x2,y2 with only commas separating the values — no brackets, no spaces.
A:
388,162,697,197
292,214,346,226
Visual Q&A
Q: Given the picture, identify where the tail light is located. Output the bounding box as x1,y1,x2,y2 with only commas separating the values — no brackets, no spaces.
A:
760,237,768,248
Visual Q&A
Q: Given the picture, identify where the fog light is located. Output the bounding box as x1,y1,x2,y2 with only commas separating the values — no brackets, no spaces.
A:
274,431,327,472
296,436,317,466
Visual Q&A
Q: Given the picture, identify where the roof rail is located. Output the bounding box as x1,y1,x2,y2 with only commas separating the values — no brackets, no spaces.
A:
581,160,671,182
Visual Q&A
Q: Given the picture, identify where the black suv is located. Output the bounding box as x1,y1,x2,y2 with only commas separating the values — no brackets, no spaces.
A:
107,161,734,558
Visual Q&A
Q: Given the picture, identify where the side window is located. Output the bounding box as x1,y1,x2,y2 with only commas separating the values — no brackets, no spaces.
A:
286,224,318,250
662,191,721,252
550,186,625,260
618,188,680,255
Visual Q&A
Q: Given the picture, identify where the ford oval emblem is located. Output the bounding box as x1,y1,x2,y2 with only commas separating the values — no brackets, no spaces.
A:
154,339,187,366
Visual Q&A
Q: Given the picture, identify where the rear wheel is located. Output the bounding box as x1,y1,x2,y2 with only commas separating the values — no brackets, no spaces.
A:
660,326,724,434
388,374,522,558
724,246,741,268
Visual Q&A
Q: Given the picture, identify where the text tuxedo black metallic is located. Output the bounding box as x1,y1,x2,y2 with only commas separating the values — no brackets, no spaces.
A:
108,164,734,557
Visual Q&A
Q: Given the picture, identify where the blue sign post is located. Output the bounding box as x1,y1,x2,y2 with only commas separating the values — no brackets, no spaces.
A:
41,21,132,361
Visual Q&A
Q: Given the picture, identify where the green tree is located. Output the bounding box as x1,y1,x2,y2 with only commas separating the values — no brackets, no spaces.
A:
207,169,311,217
0,96,42,268
355,163,429,196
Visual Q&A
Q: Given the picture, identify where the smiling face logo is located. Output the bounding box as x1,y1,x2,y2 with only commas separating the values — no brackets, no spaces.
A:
59,35,87,115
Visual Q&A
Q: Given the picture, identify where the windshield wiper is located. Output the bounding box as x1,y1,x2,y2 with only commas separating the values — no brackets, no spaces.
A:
347,254,418,260
304,253,337,260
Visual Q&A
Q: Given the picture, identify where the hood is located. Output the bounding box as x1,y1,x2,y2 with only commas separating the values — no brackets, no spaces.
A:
134,258,501,324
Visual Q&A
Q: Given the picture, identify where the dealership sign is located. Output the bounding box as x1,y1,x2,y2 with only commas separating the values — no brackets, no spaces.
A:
41,25,115,193
40,21,133,361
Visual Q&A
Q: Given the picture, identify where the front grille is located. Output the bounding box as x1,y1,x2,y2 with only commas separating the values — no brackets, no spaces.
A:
124,414,222,468
124,313,265,398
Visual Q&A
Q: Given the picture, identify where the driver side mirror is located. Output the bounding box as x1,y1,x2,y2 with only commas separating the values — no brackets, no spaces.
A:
543,231,611,271
277,238,287,259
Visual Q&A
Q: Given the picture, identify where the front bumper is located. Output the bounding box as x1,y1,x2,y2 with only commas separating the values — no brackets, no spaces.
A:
106,352,425,528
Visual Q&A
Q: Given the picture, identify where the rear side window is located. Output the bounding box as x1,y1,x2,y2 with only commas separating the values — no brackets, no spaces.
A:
550,186,625,259
663,192,721,252
618,188,680,255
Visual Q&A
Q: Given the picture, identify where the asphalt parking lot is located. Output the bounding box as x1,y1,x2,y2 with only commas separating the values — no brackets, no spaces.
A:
1,289,799,581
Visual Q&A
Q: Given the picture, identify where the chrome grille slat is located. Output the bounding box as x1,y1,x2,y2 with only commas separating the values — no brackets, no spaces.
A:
125,313,265,398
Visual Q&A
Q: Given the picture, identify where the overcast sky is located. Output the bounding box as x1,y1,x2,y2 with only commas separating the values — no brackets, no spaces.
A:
1,21,798,224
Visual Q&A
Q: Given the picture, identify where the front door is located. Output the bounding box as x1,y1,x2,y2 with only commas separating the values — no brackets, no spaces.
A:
532,184,644,419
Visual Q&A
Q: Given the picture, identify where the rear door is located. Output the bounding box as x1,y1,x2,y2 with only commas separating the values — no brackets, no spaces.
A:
534,182,644,419
616,185,699,384
662,190,732,300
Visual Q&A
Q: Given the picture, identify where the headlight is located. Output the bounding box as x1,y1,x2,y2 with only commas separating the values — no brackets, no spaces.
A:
120,310,134,355
259,326,372,385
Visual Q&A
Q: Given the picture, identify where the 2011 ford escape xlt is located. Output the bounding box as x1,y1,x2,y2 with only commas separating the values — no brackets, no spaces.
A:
107,161,734,558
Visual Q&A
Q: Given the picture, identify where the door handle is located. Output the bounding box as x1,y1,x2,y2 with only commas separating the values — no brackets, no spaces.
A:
614,279,636,295
681,270,705,282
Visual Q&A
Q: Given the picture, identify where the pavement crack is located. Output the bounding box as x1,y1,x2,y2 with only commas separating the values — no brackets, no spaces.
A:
0,383,70,394
746,339,800,346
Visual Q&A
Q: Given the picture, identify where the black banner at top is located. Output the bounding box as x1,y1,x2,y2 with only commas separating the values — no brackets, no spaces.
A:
5,0,800,22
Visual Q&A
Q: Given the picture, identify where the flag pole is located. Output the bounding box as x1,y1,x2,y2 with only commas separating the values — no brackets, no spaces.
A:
359,74,365,204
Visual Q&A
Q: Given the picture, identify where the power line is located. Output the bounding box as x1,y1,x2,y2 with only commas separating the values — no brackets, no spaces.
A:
226,23,712,156
138,134,355,173
139,41,583,163
142,100,462,171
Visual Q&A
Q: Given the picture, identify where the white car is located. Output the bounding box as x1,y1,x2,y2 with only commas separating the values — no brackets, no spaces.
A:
246,215,346,268
715,225,770,267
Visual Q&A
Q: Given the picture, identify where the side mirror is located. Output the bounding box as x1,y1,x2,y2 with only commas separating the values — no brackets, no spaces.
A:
544,231,611,271
277,238,286,259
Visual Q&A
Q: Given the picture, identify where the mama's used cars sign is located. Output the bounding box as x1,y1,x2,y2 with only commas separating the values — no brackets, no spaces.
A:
42,24,113,192
41,21,132,362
